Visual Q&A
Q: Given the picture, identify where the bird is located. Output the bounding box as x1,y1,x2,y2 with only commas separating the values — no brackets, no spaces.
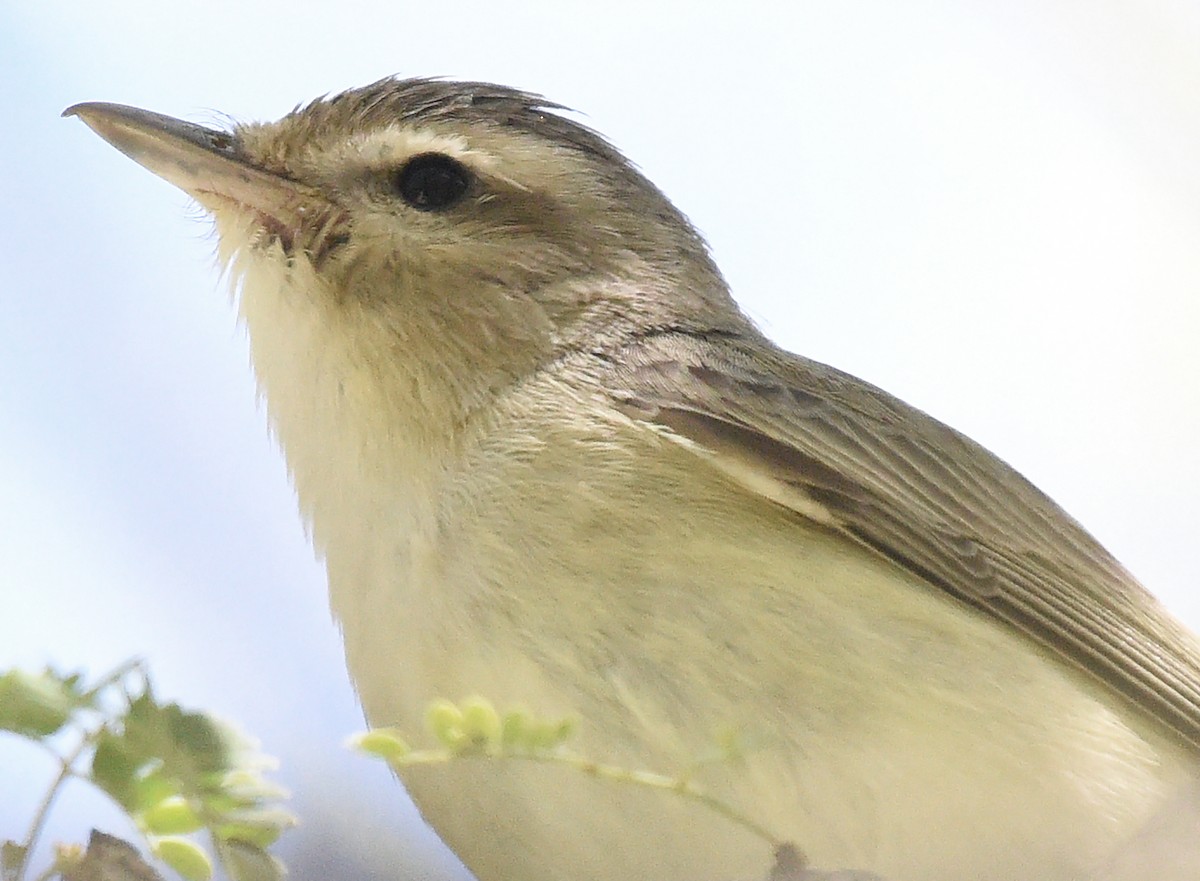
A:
65,77,1200,881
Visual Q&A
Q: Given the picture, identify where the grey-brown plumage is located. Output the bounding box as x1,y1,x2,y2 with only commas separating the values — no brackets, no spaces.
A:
66,77,1200,881
609,330,1200,747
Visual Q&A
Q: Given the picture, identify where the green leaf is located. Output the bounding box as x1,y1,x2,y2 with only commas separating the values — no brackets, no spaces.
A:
91,729,145,810
123,695,233,786
132,768,183,812
213,807,296,847
152,837,212,881
215,839,286,881
0,669,78,738
205,769,287,806
140,796,204,835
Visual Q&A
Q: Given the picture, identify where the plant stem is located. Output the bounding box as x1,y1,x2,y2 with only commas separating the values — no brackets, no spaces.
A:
390,746,783,849
81,658,145,702
16,737,92,881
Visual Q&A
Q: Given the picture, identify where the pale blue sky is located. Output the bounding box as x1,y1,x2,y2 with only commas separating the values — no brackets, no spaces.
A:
4,3,1200,879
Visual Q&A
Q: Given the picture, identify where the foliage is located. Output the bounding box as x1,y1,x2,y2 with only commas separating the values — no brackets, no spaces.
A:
350,695,782,851
0,662,293,881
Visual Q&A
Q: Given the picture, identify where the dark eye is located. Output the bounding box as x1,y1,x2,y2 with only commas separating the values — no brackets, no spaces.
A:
393,153,470,211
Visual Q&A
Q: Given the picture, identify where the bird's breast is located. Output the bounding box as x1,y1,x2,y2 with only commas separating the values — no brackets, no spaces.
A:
300,384,1192,881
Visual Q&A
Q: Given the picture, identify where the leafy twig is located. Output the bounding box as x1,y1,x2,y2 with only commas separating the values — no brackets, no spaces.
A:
1,664,293,881
352,696,786,851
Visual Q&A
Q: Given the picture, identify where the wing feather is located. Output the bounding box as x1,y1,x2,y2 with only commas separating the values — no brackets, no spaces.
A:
608,331,1200,748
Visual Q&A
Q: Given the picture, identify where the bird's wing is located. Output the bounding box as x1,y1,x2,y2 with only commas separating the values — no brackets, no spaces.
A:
606,329,1200,748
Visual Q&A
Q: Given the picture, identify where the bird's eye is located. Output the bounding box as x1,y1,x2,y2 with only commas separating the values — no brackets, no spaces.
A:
393,153,471,211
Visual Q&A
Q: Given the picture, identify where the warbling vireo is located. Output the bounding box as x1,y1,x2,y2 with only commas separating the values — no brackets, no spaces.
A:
65,78,1200,881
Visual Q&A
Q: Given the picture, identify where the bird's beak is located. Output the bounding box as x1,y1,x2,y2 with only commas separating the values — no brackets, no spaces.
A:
63,102,325,228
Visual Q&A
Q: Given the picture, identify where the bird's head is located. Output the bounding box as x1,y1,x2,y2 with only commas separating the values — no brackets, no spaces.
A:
66,79,743,433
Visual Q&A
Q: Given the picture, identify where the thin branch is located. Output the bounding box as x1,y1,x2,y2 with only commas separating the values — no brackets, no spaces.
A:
17,737,93,881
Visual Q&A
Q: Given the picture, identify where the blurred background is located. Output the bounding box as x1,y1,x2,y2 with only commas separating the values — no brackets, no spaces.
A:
3,2,1199,879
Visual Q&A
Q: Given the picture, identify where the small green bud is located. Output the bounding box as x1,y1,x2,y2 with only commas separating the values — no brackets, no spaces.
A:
500,709,531,749
459,697,501,749
528,716,576,751
426,699,465,749
350,729,411,759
